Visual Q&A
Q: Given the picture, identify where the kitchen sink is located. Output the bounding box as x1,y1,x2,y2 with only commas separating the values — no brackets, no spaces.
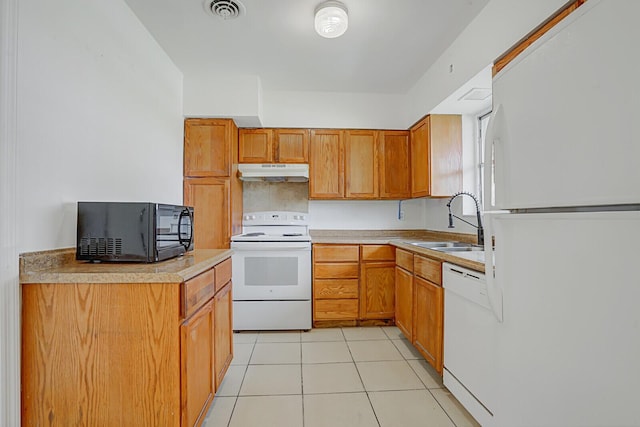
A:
407,241,484,252
432,245,484,252
409,241,460,248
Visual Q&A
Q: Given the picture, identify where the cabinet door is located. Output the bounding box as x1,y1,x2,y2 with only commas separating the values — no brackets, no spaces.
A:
359,261,395,320
410,117,430,198
395,266,413,341
413,276,443,373
429,115,462,197
345,130,378,199
184,118,235,177
238,129,274,163
379,131,411,199
309,129,344,199
181,299,214,427
214,282,233,388
274,129,309,163
184,178,230,249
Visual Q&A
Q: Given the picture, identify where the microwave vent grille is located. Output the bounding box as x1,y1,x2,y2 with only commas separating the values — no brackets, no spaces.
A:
79,237,123,256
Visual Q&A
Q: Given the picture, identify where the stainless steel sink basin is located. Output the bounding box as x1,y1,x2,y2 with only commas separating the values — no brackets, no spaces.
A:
432,245,484,252
409,241,460,248
407,241,484,252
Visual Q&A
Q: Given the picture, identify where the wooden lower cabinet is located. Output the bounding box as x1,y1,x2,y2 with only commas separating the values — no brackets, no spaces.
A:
313,244,359,323
21,256,233,427
395,249,444,374
360,261,395,319
181,299,215,427
214,282,233,388
395,265,414,340
312,244,395,326
413,276,444,374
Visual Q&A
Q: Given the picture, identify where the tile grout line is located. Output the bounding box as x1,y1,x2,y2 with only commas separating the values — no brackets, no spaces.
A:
347,327,385,427
426,387,462,427
224,336,257,427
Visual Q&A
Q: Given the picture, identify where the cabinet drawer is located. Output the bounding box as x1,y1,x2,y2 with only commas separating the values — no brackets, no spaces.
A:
214,258,232,293
314,299,358,320
314,262,359,279
314,279,359,299
414,256,441,285
361,245,395,261
183,269,216,319
396,249,414,272
313,245,359,262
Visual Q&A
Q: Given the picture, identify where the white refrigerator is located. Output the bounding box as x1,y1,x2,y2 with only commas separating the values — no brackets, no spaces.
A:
482,1,640,426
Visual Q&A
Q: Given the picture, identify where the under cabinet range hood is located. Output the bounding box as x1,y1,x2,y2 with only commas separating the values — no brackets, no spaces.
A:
237,163,309,182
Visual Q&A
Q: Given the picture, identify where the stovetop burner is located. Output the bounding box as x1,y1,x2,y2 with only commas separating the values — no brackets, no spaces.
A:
231,211,311,243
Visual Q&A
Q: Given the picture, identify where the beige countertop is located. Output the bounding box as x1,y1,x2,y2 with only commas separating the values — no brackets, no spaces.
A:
310,230,485,272
20,248,233,284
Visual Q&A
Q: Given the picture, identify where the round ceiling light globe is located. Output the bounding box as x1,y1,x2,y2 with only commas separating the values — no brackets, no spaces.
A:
314,2,348,38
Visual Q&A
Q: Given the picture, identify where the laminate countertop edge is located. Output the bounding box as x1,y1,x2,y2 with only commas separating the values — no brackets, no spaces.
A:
20,249,233,284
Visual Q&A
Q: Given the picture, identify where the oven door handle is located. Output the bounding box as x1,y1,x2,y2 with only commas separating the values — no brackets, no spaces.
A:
230,242,311,251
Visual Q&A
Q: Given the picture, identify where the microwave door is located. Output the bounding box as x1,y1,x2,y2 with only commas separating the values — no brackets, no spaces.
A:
155,204,191,260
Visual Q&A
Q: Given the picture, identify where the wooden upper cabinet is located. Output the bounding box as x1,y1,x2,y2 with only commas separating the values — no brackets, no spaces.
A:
410,118,430,198
184,118,237,177
238,128,274,163
379,130,411,199
238,128,309,163
274,128,309,163
410,115,462,198
345,130,378,199
309,129,344,199
184,177,230,249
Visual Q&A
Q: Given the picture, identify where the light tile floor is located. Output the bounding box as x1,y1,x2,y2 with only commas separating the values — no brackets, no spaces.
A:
203,326,480,427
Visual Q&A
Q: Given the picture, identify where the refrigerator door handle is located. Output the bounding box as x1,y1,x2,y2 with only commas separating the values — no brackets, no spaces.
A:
483,212,504,322
483,104,504,211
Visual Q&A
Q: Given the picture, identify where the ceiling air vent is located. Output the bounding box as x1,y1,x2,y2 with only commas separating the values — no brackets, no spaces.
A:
458,88,492,101
205,0,245,20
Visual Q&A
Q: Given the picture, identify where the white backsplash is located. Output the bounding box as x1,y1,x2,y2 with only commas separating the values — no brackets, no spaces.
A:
242,183,477,233
309,198,426,230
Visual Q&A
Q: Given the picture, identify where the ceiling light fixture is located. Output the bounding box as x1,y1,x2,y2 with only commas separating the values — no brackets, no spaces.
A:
314,1,348,39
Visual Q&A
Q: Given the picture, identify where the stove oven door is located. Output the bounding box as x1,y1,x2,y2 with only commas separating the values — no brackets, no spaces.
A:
230,241,311,301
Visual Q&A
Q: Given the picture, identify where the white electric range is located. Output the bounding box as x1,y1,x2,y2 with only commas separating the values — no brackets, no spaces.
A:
230,211,312,330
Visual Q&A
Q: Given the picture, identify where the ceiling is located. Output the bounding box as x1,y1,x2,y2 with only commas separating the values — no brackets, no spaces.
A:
124,0,490,94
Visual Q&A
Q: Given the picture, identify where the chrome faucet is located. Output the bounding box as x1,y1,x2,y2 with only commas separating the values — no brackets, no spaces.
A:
446,191,484,246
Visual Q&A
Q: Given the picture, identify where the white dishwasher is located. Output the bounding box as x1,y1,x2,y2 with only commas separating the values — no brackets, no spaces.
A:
443,263,497,427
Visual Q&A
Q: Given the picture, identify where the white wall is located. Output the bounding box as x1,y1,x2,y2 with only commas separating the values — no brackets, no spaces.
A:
404,0,566,126
183,73,263,127
1,0,19,424
261,90,407,129
16,0,184,253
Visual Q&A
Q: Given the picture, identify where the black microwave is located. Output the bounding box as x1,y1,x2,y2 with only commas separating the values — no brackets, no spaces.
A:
76,202,194,263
